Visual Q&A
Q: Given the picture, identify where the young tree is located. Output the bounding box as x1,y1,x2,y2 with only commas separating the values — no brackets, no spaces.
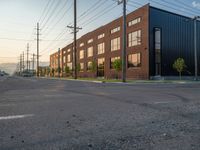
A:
46,67,50,76
113,59,122,79
65,66,70,74
77,63,81,72
91,61,97,72
57,67,61,74
173,58,186,80
88,61,97,78
51,68,55,77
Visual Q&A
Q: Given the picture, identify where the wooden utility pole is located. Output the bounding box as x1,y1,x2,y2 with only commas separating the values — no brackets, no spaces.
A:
32,53,35,71
58,48,60,78
27,43,29,71
22,51,24,72
37,22,40,77
67,0,82,79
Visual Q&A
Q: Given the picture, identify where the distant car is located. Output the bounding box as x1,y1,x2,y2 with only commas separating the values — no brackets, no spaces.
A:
0,73,4,76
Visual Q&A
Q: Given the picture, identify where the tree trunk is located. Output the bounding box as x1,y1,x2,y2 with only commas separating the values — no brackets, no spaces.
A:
179,72,181,80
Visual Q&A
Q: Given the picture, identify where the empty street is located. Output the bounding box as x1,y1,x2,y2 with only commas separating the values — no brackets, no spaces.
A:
0,77,200,150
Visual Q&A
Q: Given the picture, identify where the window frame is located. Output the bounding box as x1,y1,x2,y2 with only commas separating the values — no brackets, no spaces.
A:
127,53,141,68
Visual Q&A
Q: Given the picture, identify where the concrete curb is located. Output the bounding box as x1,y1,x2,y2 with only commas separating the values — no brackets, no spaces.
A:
39,77,200,84
40,77,104,84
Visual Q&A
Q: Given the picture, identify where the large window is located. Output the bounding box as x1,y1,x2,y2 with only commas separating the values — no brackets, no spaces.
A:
80,63,84,72
128,53,141,68
63,56,66,63
79,42,84,47
79,50,84,59
155,28,161,75
67,54,71,62
87,39,93,44
67,62,72,70
111,26,120,34
128,30,141,47
98,33,105,39
97,58,105,77
87,61,92,71
111,37,120,51
87,47,93,57
128,17,141,27
97,43,105,54
110,56,120,69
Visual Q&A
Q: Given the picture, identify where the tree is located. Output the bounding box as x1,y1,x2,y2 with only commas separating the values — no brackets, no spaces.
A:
77,63,81,72
65,66,70,74
46,67,50,76
57,67,61,74
88,61,97,77
173,58,186,80
51,68,55,77
113,59,122,79
91,61,97,73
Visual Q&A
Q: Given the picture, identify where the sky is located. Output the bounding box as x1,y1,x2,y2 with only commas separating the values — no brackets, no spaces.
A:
0,0,200,64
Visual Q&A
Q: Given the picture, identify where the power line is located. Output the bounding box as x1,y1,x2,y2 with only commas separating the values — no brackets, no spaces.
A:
40,0,62,29
0,38,34,41
79,0,112,25
40,0,56,26
38,0,52,23
77,0,107,23
42,0,73,39
40,28,69,55
82,3,119,27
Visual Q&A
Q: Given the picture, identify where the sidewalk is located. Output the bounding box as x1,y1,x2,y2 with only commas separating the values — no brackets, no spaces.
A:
40,77,200,84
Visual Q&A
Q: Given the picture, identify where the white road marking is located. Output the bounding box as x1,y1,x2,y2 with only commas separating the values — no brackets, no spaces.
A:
0,104,15,107
154,101,179,104
0,114,34,120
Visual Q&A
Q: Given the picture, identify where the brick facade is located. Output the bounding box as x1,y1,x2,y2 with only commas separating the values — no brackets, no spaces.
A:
50,5,149,79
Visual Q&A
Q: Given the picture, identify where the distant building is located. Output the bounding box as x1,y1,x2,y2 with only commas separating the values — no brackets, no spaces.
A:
50,4,200,79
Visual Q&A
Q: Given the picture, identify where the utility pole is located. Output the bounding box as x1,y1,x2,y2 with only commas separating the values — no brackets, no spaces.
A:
67,0,82,79
58,48,60,78
74,0,77,79
27,43,29,71
22,51,24,72
32,54,35,71
20,54,22,74
29,60,31,72
36,23,39,77
194,16,200,80
118,0,127,82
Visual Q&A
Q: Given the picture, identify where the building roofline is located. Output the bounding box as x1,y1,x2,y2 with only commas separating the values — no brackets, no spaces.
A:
149,5,193,20
53,3,199,54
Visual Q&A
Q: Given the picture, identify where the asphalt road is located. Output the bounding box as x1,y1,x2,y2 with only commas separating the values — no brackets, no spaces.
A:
0,76,200,150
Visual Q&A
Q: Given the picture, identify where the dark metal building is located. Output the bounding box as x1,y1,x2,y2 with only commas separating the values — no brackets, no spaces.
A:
149,6,200,77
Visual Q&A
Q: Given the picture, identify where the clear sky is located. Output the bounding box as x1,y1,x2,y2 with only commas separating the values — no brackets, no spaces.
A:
0,0,200,64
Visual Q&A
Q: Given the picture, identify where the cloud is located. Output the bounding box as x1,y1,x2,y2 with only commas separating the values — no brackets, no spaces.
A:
192,1,200,9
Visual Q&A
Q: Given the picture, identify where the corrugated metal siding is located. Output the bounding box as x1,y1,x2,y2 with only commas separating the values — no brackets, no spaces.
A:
149,7,200,76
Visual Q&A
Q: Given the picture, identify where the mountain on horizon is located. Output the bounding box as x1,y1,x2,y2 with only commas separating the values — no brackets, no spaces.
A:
0,62,49,75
